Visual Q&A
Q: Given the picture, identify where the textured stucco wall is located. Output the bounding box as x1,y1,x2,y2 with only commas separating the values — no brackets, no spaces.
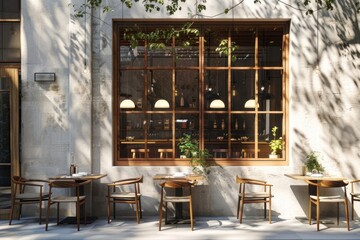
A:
21,0,360,219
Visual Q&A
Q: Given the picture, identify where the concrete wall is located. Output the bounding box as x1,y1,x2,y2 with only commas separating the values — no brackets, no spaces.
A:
21,0,360,219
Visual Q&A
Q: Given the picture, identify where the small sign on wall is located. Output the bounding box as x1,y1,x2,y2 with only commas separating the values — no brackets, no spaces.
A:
34,72,56,82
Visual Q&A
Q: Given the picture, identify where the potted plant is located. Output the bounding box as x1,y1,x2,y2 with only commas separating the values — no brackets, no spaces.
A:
269,126,283,158
178,134,212,175
305,151,324,174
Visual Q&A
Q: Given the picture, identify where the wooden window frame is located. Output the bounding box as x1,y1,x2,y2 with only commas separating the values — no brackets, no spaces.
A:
112,19,290,166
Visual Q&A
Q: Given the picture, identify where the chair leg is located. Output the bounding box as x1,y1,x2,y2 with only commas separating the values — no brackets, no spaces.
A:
56,203,60,225
76,202,80,231
9,199,16,225
336,202,339,226
135,199,140,224
39,200,42,225
165,202,168,224
264,200,267,219
45,202,51,231
84,202,87,226
159,200,163,231
316,202,320,231
190,200,194,231
345,199,350,231
351,196,354,220
236,197,240,219
239,198,245,224
113,202,116,220
107,198,111,224
139,197,143,219
269,198,272,224
308,198,312,225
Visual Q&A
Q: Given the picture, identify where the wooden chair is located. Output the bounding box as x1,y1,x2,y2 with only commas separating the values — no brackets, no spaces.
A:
350,179,360,220
159,180,195,231
212,149,228,158
158,149,173,158
131,149,149,158
9,176,49,225
305,180,350,231
45,179,91,231
106,176,143,224
236,176,273,223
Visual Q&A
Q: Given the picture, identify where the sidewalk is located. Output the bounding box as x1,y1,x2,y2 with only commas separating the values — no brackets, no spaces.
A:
1,217,360,240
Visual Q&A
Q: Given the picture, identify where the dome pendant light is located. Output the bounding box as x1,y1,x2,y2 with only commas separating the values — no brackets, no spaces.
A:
154,99,170,108
210,99,225,109
244,99,258,108
120,99,136,109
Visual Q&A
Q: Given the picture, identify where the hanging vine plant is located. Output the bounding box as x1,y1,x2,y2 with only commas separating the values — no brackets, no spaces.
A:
215,39,239,62
124,22,199,50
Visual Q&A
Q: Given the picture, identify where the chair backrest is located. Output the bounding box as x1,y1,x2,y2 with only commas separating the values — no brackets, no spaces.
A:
49,179,91,198
11,176,48,194
305,180,348,197
160,180,195,197
236,176,268,193
109,175,143,195
305,180,348,188
350,179,360,193
131,149,149,158
158,149,173,158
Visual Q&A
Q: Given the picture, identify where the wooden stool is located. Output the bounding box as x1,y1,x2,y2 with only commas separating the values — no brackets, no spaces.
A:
212,149,228,158
158,149,173,158
131,149,149,158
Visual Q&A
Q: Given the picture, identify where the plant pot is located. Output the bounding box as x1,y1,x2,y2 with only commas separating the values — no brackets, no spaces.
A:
269,154,279,159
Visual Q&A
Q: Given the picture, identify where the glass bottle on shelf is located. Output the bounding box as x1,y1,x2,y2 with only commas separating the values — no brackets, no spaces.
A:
221,119,225,130
180,92,185,107
213,120,217,129
235,119,238,130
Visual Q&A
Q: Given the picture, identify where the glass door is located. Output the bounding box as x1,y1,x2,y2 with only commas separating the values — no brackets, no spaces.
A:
0,68,19,219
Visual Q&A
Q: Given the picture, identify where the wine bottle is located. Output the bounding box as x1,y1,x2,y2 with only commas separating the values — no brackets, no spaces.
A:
180,92,185,107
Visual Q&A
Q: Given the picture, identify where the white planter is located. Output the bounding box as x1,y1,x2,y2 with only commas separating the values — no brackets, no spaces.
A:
269,154,279,159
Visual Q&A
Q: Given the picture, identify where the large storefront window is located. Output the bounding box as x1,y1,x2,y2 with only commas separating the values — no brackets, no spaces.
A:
113,20,289,166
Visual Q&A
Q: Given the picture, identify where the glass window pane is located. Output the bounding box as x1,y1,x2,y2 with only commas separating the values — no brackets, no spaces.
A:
147,70,172,110
0,0,20,19
204,70,228,110
175,70,199,109
148,113,172,158
0,166,11,187
258,28,283,67
258,70,283,111
118,113,145,158
231,28,255,67
231,70,255,111
258,113,283,158
120,70,145,110
0,92,10,163
204,27,229,67
0,23,20,62
204,113,228,158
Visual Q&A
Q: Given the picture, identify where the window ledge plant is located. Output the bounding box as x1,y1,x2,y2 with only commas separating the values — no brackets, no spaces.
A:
269,126,282,158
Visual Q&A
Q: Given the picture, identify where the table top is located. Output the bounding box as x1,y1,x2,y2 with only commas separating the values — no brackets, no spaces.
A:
49,173,107,181
284,173,347,181
153,173,205,181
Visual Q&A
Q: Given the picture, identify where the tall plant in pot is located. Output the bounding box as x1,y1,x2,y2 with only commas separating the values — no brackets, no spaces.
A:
269,126,283,158
178,134,212,175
